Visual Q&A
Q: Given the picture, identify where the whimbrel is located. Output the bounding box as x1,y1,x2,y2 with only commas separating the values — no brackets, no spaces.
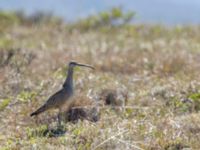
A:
30,61,94,125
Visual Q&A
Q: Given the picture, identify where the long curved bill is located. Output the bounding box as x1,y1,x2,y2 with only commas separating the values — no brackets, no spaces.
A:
76,63,95,70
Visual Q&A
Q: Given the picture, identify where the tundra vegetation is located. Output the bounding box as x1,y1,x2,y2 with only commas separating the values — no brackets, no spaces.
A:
0,8,200,150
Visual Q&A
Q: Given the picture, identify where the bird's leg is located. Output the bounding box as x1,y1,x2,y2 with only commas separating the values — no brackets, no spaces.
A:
57,111,62,128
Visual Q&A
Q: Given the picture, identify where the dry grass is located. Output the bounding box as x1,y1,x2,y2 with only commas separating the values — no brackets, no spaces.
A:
0,23,200,149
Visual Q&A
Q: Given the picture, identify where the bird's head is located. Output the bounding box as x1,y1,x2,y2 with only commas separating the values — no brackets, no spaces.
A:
68,61,95,70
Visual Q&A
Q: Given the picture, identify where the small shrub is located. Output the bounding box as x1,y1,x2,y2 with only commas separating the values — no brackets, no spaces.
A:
71,7,135,31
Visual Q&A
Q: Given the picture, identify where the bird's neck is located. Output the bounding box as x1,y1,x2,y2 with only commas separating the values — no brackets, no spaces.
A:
63,67,73,91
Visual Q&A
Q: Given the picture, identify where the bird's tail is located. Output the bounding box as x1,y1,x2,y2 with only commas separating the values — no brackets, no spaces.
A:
30,104,47,117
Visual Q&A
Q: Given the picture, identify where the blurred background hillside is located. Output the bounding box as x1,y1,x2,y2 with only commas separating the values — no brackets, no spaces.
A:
1,0,200,25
